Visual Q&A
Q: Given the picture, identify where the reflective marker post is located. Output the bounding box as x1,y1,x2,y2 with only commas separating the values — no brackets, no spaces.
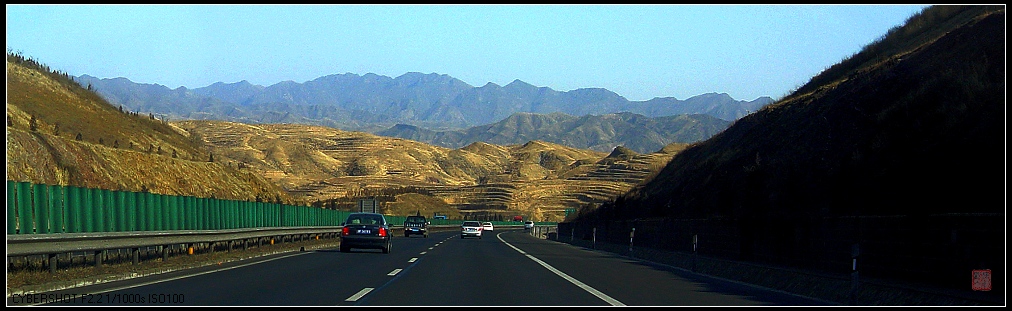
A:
850,243,860,305
692,234,698,273
629,227,635,256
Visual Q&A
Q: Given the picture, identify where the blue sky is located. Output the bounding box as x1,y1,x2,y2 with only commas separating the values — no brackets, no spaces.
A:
6,4,929,102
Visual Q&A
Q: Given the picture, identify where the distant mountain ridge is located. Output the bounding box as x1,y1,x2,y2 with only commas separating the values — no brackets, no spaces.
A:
378,111,731,153
75,72,772,132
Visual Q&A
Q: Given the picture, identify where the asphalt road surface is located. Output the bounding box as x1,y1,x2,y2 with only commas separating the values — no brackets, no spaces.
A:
13,229,830,306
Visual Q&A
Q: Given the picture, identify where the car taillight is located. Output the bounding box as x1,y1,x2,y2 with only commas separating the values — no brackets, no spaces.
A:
378,227,387,237
342,227,349,236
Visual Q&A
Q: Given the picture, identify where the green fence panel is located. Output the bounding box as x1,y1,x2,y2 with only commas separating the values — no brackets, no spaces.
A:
178,195,186,230
195,197,205,230
230,200,238,229
261,203,269,228
96,188,108,233
112,190,123,232
102,189,115,233
253,201,260,228
7,181,16,234
208,198,217,230
80,185,94,233
223,199,231,229
150,193,159,231
64,186,80,233
139,192,149,231
172,195,180,230
48,185,65,233
203,198,210,230
243,201,249,228
163,194,173,231
227,199,234,228
16,182,33,234
216,198,225,230
33,184,50,234
204,198,213,230
125,191,136,231
161,194,171,231
248,201,255,228
150,192,159,231
161,193,171,231
217,199,226,230
235,201,244,229
183,196,193,230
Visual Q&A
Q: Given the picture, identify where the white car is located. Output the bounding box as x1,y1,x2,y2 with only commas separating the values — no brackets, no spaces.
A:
461,221,483,239
524,221,534,230
482,222,494,231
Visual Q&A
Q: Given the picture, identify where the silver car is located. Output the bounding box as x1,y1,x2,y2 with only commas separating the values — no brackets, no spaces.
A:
461,221,483,239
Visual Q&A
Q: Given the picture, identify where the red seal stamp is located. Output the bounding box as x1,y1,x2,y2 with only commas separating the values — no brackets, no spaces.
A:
971,269,991,291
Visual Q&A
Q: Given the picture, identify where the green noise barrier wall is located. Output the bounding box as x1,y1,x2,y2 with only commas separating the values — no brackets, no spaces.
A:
5,182,362,235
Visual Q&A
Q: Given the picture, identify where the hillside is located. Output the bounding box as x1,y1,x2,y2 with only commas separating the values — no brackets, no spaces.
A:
568,5,1005,294
175,120,680,221
377,111,730,153
6,52,293,203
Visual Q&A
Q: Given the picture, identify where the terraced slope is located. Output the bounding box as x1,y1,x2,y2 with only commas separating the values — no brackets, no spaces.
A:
176,120,680,221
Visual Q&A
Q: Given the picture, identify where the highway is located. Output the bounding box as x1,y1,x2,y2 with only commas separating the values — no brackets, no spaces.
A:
17,229,830,306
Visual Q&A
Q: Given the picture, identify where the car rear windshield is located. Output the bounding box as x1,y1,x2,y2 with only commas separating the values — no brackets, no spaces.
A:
463,221,481,227
346,215,383,225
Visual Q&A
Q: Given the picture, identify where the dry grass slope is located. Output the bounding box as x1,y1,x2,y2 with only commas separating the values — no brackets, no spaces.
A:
6,53,293,203
175,120,678,221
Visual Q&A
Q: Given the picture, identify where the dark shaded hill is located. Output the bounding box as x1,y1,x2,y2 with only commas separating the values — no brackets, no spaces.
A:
377,111,730,153
567,5,1005,298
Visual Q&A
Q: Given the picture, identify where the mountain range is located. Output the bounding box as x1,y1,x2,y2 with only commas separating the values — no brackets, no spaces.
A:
74,72,771,141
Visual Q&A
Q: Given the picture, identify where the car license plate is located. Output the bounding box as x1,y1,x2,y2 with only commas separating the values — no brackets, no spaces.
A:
356,229,371,234
411,228,419,231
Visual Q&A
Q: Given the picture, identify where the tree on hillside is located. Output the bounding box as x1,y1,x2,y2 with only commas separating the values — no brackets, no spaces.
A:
75,133,82,141
29,115,37,131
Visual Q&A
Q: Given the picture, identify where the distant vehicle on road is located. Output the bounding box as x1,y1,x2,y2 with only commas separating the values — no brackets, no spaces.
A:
341,212,392,253
482,222,494,231
404,215,429,238
513,215,523,222
461,221,483,239
524,221,534,230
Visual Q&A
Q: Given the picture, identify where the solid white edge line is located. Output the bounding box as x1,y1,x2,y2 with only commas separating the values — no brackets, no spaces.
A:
345,288,374,301
26,252,311,305
497,232,626,306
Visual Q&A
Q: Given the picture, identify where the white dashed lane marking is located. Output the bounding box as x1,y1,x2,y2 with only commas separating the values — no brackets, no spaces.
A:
345,288,373,301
